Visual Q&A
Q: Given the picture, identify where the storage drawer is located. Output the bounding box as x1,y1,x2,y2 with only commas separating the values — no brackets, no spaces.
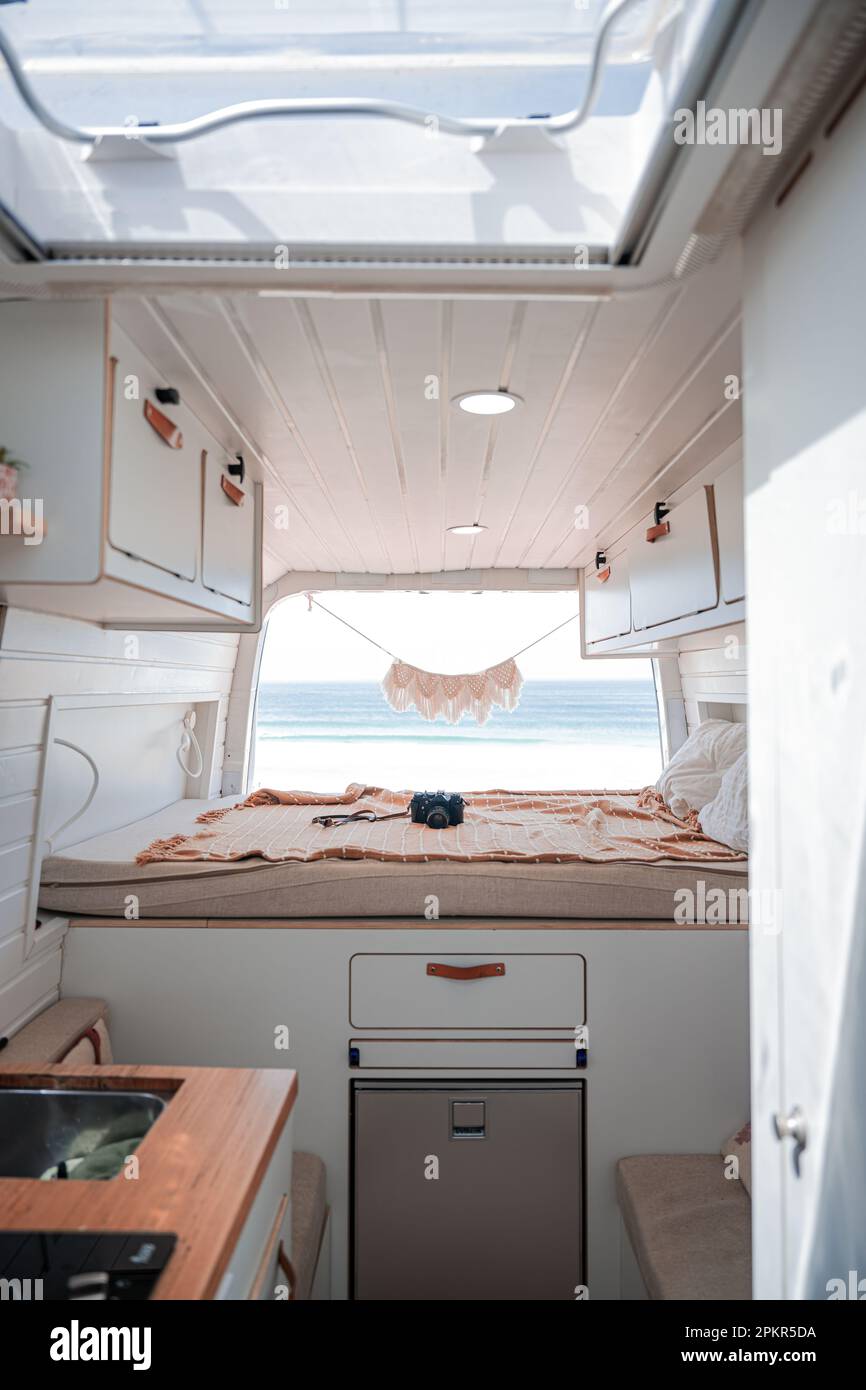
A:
349,953,585,1029
248,1194,292,1300
349,1037,582,1069
216,1113,293,1299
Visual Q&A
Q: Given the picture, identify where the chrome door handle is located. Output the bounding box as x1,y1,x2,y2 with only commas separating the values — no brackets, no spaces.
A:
774,1104,807,1148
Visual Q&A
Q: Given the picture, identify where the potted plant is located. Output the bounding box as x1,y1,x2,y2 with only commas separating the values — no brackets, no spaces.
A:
0,447,28,501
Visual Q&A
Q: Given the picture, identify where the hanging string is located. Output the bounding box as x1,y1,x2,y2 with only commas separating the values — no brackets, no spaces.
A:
303,594,399,659
509,611,581,661
302,592,578,670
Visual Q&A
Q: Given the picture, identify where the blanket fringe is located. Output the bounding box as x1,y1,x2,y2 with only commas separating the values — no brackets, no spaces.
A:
195,804,238,824
192,785,368,828
136,833,191,865
637,785,702,830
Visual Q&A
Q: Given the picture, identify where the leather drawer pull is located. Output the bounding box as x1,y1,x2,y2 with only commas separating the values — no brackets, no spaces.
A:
426,962,505,980
220,474,245,506
144,398,183,449
645,520,670,543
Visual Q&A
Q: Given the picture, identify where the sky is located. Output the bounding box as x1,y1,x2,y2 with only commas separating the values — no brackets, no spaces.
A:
259,591,654,684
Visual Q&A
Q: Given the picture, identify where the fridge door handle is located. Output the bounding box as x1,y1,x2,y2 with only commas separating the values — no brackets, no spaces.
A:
426,962,505,980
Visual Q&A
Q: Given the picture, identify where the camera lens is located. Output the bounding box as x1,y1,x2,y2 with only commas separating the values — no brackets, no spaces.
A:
426,809,448,829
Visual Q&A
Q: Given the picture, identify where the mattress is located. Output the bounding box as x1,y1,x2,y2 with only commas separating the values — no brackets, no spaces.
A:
40,798,749,922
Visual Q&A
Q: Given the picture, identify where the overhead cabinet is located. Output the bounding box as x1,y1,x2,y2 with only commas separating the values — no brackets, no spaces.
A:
108,326,200,583
713,459,746,604
629,487,718,630
583,548,632,643
0,300,261,629
202,450,256,607
581,457,746,653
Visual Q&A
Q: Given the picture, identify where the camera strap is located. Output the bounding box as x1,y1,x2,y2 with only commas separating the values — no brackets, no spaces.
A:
311,808,410,829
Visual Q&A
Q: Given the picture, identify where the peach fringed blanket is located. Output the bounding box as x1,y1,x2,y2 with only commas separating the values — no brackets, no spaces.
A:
136,785,745,866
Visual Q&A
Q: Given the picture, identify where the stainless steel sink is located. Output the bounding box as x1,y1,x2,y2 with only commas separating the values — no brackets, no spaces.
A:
0,1088,169,1180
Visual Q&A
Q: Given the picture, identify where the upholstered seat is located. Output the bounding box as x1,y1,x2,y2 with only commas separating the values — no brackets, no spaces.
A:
0,997,110,1064
291,1151,328,1300
616,1154,751,1300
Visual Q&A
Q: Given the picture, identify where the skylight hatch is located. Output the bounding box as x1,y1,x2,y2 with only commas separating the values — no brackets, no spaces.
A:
0,0,738,258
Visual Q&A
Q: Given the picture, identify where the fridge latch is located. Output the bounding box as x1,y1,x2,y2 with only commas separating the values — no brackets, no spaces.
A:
451,1099,486,1139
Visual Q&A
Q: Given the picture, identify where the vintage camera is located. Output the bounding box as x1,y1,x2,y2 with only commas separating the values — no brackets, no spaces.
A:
410,790,465,829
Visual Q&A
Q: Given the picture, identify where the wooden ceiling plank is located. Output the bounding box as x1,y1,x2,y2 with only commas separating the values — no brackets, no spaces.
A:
444,298,523,571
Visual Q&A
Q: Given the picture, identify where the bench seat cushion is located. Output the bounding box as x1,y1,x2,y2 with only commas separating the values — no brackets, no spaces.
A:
291,1151,327,1300
1,998,111,1065
616,1154,751,1300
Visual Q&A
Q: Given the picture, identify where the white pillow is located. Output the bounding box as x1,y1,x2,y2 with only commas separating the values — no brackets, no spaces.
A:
699,752,749,852
656,719,747,818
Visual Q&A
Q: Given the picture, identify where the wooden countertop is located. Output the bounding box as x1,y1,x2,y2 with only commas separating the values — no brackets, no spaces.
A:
0,1063,297,1300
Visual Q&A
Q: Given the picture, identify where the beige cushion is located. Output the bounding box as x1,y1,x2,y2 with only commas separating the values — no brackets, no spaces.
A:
617,1154,751,1300
1,998,110,1065
291,1152,327,1300
57,1017,113,1066
40,855,749,921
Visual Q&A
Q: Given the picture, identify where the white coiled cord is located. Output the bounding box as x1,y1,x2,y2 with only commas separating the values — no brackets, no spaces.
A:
177,711,203,779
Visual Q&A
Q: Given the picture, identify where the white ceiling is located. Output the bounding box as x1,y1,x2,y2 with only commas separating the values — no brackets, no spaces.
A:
114,243,742,587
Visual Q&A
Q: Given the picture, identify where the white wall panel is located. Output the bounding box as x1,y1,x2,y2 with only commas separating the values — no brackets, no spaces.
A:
0,607,238,1036
677,624,747,733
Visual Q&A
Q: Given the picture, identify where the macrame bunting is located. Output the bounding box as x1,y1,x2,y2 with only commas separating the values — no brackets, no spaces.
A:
303,594,578,727
382,657,523,726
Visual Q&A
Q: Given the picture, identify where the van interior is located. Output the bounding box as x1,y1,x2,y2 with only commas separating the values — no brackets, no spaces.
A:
0,0,864,1319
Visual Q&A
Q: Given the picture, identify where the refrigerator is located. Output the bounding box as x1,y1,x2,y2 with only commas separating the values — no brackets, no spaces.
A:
353,1080,584,1300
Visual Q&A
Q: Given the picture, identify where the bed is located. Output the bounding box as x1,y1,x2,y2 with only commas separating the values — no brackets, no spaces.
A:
39,794,749,922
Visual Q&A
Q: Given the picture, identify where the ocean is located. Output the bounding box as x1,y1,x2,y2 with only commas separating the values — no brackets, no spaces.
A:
253,679,662,793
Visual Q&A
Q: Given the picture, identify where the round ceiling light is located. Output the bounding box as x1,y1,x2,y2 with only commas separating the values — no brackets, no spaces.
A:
447,523,487,536
454,390,521,415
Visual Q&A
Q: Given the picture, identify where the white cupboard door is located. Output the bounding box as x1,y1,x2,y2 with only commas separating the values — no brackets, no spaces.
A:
107,329,199,581
202,452,255,606
714,460,746,603
0,300,106,585
584,552,631,643
629,488,718,630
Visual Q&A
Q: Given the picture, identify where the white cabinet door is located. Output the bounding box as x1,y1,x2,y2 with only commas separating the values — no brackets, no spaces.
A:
202,452,255,606
629,488,718,630
107,328,200,581
584,552,631,643
714,460,745,603
0,300,106,584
